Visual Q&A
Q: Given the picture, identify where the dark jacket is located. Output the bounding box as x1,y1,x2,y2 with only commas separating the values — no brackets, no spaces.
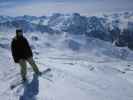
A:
11,35,33,63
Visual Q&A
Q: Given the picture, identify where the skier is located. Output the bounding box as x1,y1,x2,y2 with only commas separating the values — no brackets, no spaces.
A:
11,29,41,82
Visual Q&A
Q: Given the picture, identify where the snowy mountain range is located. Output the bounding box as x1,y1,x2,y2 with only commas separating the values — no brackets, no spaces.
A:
0,12,133,44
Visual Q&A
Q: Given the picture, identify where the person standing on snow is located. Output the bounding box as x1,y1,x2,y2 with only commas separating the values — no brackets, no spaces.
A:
11,29,41,82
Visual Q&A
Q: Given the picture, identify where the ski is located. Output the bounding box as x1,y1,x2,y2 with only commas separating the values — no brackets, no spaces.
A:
40,68,53,82
10,68,52,90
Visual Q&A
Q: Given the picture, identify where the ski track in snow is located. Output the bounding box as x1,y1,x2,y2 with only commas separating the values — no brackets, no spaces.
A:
0,33,133,100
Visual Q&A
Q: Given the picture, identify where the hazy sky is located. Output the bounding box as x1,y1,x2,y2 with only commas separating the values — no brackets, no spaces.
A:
0,0,133,16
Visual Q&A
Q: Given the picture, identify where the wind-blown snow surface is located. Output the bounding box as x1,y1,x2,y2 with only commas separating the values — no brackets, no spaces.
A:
0,32,133,100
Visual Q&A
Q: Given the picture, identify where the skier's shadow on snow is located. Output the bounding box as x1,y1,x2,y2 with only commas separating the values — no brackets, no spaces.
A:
19,74,39,100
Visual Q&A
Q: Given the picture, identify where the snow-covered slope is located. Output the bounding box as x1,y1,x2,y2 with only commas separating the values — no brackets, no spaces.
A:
0,30,133,100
